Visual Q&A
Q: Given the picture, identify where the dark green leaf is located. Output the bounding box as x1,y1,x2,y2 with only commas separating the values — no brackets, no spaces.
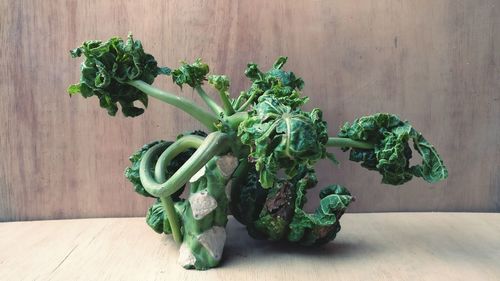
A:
208,75,230,92
287,169,352,245
146,200,172,234
338,113,448,185
68,34,169,117
240,57,306,109
246,166,352,245
172,59,209,88
229,163,269,226
238,96,330,188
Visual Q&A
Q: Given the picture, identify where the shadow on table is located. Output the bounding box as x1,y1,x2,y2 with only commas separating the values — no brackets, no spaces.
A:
221,222,385,268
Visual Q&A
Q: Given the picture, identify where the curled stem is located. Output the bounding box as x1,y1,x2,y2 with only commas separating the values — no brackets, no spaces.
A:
139,132,231,243
140,132,230,197
153,135,205,243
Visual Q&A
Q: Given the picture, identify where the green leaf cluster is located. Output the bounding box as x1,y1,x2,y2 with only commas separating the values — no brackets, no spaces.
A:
146,200,172,234
338,113,448,185
245,167,352,245
287,177,352,245
208,75,230,92
238,96,329,188
172,59,209,88
229,164,269,226
241,57,307,109
68,34,170,117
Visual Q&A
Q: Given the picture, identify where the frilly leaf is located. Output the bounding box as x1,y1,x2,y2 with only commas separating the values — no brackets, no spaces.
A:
172,59,209,88
208,75,230,92
338,113,448,185
146,200,172,234
247,166,352,245
241,57,306,109
68,34,170,117
238,96,330,188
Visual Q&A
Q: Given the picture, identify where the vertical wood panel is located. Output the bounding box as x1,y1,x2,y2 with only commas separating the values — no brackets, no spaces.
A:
0,0,499,221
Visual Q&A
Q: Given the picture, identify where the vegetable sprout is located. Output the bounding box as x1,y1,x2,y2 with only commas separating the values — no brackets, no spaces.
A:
68,35,448,270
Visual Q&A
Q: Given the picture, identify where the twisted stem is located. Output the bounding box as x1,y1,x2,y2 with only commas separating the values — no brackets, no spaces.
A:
139,132,231,243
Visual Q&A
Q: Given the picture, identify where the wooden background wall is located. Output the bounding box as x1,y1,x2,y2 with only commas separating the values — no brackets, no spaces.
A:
1,0,499,221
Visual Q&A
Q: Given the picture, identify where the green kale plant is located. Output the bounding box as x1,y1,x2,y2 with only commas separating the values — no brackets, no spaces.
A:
68,35,448,270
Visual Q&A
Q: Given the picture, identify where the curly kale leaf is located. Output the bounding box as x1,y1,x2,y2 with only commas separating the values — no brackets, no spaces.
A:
250,178,298,240
287,176,352,245
208,75,230,92
241,57,307,109
338,113,448,185
68,34,170,117
229,163,269,227
146,200,172,234
172,59,209,88
248,166,352,245
238,96,330,188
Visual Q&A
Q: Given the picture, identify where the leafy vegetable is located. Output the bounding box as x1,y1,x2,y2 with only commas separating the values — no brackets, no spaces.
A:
338,113,448,185
244,166,352,245
287,178,352,245
237,57,307,110
68,34,170,117
146,200,172,234
229,162,269,226
208,75,230,92
172,59,210,88
238,95,330,188
68,35,448,270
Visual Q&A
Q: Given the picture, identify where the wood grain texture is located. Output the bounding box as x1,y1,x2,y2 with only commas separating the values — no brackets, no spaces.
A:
0,0,499,221
0,214,499,281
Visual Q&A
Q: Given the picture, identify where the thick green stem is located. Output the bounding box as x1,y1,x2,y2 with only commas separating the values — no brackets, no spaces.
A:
139,132,231,198
127,80,218,130
326,137,374,149
153,135,205,244
219,90,235,115
160,196,182,243
195,86,225,116
224,112,249,130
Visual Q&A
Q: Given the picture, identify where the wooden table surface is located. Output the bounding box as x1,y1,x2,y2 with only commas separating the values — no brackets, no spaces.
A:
0,213,499,281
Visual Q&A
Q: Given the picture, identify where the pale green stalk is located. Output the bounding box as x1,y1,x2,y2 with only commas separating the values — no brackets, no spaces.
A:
127,80,218,130
326,137,374,149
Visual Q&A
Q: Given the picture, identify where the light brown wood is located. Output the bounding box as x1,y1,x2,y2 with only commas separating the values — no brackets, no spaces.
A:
0,214,499,280
1,0,499,221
